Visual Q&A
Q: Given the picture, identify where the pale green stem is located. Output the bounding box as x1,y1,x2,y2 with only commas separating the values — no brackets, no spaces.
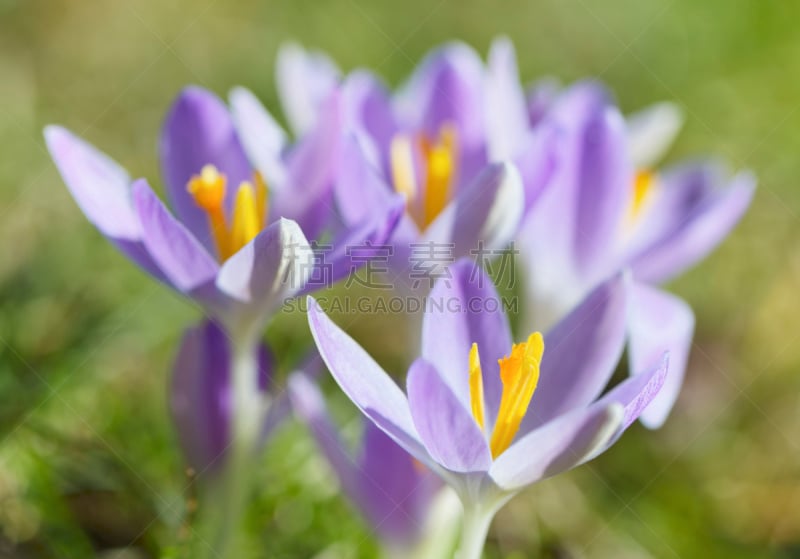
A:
195,329,263,559
455,504,497,559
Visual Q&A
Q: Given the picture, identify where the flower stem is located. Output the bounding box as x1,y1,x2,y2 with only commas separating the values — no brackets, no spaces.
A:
195,330,263,558
455,504,496,559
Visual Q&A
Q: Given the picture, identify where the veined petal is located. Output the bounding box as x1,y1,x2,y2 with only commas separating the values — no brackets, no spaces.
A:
630,164,756,283
485,36,529,161
520,274,628,433
229,86,288,188
421,259,513,433
216,218,313,316
407,358,492,473
276,42,341,137
132,179,219,292
160,86,252,249
307,298,432,466
627,283,694,428
423,162,524,258
44,125,139,239
626,101,684,169
489,403,623,491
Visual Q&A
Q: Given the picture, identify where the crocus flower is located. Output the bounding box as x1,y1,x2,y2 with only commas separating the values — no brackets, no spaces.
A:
483,37,755,427
267,42,527,270
45,86,401,338
172,319,298,476
288,373,457,557
45,85,400,557
307,259,669,558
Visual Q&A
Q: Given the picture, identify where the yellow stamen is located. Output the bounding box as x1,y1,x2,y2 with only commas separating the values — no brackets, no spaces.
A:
466,332,544,459
468,343,485,430
253,171,269,227
187,164,229,259
630,169,656,219
389,124,458,231
390,134,418,201
230,182,261,255
421,124,457,228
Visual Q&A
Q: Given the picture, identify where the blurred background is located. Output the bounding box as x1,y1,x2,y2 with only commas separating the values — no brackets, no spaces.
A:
1,0,799,557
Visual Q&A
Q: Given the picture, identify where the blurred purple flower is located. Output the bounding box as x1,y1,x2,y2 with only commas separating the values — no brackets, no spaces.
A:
264,42,526,270
288,372,442,548
45,86,402,335
307,259,668,556
171,320,291,475
484,37,755,428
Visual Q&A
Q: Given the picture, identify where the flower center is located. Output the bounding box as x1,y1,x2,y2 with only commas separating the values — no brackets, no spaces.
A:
187,164,268,261
469,332,544,459
389,123,458,231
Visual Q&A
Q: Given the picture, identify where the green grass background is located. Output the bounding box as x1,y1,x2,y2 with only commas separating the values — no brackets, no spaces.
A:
1,0,799,557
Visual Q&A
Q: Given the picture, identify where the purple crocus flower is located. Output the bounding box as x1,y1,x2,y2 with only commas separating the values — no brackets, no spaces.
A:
268,42,526,270
307,259,668,558
45,85,400,556
45,85,402,337
171,320,291,475
484,37,755,428
288,373,449,553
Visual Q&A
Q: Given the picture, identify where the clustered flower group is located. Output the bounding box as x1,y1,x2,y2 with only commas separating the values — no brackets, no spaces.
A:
47,37,754,558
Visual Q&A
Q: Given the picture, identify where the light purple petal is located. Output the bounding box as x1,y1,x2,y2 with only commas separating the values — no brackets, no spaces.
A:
228,86,288,188
333,135,397,228
44,125,139,239
572,105,632,279
276,42,341,137
630,164,756,283
627,283,694,428
310,196,404,292
485,36,529,161
590,352,670,454
421,259,513,433
357,423,438,544
342,70,398,174
516,82,612,289
216,218,313,317
406,358,492,473
160,86,252,249
272,90,343,240
132,179,219,292
489,403,623,491
526,77,561,127
520,274,627,433
395,42,485,150
44,126,166,281
423,162,524,258
307,298,431,465
514,122,560,215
